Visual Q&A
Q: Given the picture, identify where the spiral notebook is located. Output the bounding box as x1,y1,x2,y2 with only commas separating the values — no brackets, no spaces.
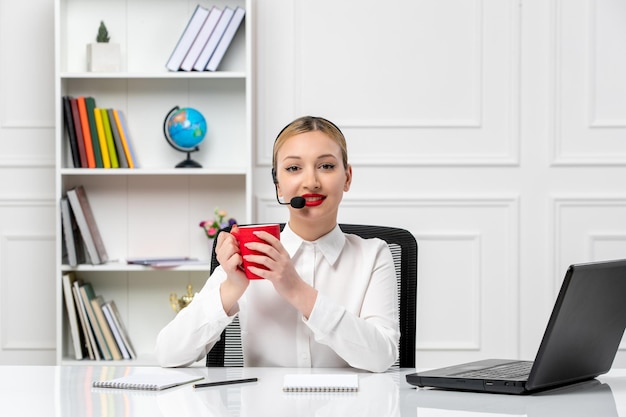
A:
282,374,359,392
92,370,203,391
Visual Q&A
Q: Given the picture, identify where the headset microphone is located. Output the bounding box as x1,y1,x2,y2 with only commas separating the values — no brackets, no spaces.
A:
272,167,306,209
277,195,306,209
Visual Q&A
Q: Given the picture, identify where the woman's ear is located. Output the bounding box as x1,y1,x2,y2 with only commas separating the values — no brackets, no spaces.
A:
344,165,353,192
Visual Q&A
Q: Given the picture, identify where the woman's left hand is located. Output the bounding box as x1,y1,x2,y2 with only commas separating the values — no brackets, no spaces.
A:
244,231,318,317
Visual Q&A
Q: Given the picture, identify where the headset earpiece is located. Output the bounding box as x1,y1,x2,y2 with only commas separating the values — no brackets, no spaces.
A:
271,168,278,184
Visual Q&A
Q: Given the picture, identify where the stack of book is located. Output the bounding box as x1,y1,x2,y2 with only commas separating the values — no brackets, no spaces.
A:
62,272,136,361
166,4,246,72
62,95,137,169
61,185,108,266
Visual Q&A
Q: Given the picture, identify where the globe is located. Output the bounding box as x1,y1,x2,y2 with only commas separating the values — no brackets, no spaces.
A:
163,106,207,168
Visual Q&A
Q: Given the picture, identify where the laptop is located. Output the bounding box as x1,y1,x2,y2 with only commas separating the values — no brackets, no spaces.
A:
406,259,626,394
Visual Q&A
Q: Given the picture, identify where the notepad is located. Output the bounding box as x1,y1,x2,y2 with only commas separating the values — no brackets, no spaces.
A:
92,370,204,391
282,374,359,392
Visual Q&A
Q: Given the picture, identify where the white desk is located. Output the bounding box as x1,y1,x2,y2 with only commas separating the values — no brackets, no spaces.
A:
1,366,625,416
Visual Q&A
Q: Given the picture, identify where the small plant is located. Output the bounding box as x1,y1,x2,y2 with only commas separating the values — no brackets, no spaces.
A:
96,21,110,43
199,207,237,239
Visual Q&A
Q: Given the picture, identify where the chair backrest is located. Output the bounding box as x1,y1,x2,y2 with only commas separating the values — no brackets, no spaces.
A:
206,223,418,368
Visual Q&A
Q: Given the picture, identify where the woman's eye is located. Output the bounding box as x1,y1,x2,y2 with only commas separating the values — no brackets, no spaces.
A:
285,166,299,172
319,163,335,170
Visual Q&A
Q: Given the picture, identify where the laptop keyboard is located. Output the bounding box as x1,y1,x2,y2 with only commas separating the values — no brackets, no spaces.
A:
452,361,533,380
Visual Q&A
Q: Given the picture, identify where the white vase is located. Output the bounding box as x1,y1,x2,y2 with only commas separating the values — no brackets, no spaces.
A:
87,43,121,72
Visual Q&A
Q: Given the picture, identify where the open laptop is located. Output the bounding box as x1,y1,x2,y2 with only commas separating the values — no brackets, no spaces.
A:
406,259,626,394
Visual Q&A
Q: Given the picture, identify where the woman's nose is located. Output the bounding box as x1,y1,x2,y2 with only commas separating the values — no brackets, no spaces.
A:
302,169,320,189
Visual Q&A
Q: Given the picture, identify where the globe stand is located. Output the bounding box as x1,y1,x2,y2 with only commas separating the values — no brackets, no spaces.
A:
176,151,202,168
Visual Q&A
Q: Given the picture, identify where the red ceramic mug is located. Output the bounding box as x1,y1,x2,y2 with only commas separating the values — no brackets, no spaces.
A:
233,224,280,279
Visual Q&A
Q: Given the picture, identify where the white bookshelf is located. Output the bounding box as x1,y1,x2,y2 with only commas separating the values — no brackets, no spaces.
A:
54,0,253,365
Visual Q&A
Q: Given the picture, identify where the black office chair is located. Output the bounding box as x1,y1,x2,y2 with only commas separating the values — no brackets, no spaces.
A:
206,223,418,368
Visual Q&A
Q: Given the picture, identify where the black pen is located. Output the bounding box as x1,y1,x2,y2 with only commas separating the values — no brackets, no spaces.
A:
193,377,258,389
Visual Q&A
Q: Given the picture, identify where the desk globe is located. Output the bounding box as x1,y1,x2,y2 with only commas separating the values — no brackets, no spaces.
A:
163,106,207,168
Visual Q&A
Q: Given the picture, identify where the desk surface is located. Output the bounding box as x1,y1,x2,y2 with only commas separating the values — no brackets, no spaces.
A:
1,366,625,417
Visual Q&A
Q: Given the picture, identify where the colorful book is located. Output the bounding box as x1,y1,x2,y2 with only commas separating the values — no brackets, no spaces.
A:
206,7,245,72
100,109,119,168
62,96,80,168
112,109,135,168
85,97,103,168
193,6,234,71
70,98,87,167
107,109,128,168
77,97,96,168
180,6,222,71
165,4,210,71
93,108,111,168
116,110,138,168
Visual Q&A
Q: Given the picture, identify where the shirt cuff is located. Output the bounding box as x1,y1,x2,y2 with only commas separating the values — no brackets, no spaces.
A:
304,292,345,336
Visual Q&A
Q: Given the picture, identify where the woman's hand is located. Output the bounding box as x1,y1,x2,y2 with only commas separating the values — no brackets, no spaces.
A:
243,231,318,318
215,225,249,313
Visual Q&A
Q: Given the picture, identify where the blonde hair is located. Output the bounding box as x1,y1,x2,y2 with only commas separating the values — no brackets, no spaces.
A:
272,116,348,177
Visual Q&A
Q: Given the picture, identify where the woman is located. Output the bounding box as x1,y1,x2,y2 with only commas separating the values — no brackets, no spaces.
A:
155,116,399,372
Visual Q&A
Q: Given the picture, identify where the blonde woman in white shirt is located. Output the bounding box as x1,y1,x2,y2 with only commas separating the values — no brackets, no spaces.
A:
155,116,399,372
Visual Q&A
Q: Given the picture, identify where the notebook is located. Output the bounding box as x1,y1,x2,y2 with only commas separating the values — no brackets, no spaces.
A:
283,374,359,392
406,259,626,394
93,370,204,391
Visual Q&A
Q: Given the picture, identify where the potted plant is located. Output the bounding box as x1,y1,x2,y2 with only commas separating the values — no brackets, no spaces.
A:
87,21,121,72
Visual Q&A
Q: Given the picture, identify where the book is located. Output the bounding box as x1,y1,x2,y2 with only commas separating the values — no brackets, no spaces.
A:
62,272,85,360
93,370,204,391
101,300,135,359
100,108,119,168
93,107,111,168
77,97,96,168
206,6,245,72
91,296,123,360
193,6,234,71
60,197,84,266
115,110,139,168
165,4,211,71
85,97,103,168
72,279,98,360
66,185,108,265
107,109,128,168
282,374,359,392
180,6,222,71
70,98,88,167
112,109,135,168
79,282,112,360
62,96,80,168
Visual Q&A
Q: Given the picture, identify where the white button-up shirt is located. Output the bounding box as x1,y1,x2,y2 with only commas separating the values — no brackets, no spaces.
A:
155,224,400,372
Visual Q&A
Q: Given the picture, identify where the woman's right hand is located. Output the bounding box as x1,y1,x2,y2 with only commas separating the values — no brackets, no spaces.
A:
215,225,249,312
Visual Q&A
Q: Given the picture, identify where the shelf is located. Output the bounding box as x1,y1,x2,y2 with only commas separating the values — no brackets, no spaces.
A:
55,0,252,365
60,167,248,176
61,262,212,273
60,71,247,80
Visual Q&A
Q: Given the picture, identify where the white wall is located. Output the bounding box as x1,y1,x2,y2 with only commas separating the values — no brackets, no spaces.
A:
1,0,625,367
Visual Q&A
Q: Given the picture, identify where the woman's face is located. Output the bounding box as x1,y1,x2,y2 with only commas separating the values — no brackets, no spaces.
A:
275,130,352,224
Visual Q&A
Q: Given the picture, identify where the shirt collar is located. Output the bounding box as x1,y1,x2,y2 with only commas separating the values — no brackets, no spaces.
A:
282,223,346,266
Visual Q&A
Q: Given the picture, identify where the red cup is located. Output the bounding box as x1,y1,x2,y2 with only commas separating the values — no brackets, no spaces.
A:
233,224,280,279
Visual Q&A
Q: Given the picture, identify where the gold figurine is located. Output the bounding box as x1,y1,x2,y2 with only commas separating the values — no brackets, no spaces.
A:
170,284,194,313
